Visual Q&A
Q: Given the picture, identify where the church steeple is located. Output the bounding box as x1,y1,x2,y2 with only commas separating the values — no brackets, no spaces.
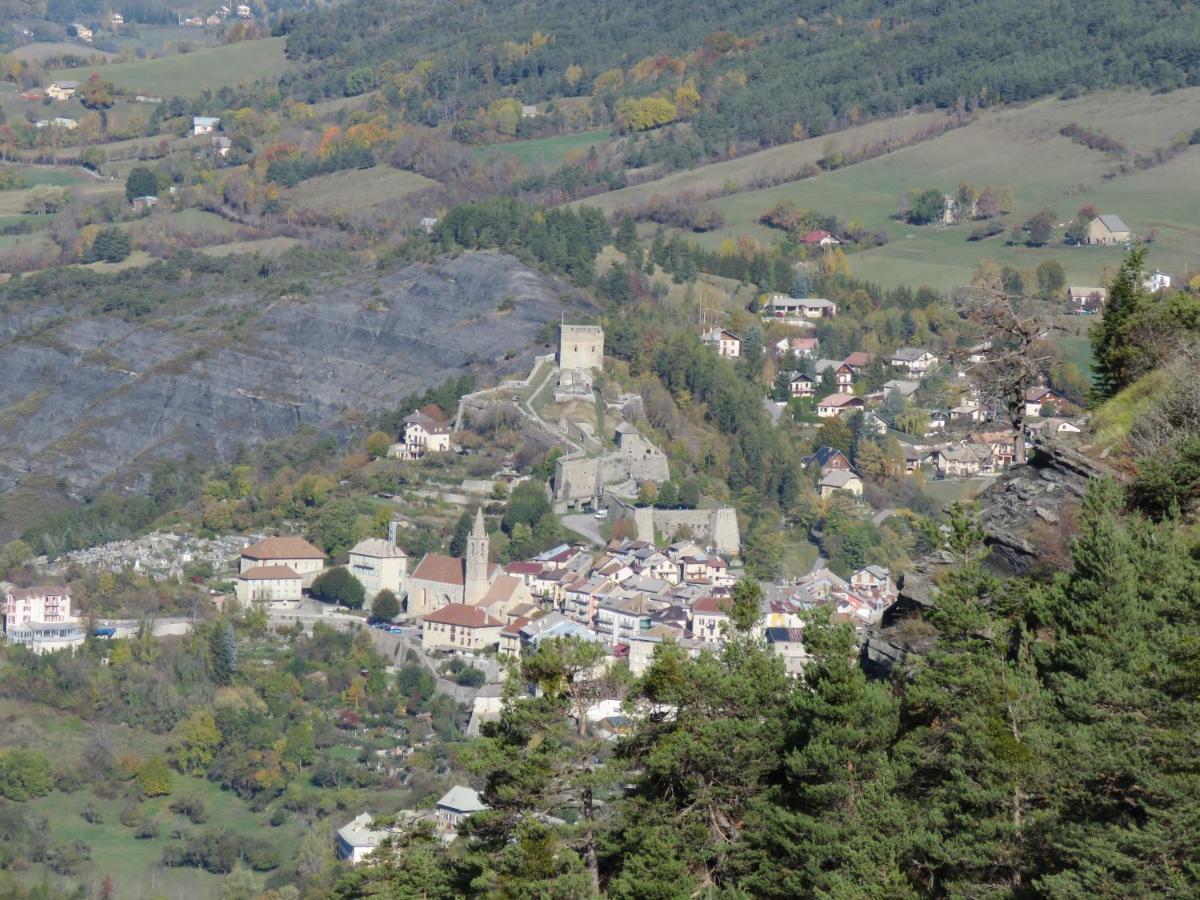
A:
464,507,490,604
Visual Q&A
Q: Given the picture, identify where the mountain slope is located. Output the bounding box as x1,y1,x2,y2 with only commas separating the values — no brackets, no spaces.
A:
279,0,1200,147
0,252,587,501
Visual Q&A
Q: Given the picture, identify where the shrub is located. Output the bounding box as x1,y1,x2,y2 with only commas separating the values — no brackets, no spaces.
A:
310,567,366,609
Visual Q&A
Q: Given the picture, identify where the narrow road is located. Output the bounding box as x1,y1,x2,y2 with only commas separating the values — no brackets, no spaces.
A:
522,361,585,454
563,513,606,547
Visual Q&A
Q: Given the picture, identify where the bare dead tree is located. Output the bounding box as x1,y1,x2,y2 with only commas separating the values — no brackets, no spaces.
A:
956,261,1054,466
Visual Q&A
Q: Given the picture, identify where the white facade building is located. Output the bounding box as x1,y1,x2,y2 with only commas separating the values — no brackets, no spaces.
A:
348,538,408,602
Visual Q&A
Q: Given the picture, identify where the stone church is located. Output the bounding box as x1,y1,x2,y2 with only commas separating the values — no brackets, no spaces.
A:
405,508,529,618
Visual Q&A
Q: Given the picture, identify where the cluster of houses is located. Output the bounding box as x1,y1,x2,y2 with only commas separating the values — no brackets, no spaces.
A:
233,533,407,606
181,5,252,26
336,785,488,863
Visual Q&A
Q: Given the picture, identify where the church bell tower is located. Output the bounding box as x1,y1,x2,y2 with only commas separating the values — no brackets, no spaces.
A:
464,507,490,604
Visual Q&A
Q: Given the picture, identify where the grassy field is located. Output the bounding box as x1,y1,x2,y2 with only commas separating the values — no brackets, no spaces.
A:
577,111,948,215
587,88,1200,292
475,128,613,170
12,42,116,63
200,236,303,257
56,37,289,97
283,166,438,215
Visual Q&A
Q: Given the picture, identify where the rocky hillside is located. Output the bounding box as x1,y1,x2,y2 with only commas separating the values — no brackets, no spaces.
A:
0,251,589,506
865,435,1113,676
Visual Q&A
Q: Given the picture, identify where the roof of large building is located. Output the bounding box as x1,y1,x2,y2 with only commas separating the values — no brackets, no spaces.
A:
437,785,488,814
817,393,861,407
337,812,387,850
692,596,731,615
843,351,874,368
4,585,71,599
242,536,325,560
820,469,861,488
478,574,525,607
423,603,503,628
765,627,806,643
1096,213,1130,233
804,446,850,468
410,553,465,586
891,347,934,361
404,410,451,434
238,565,301,581
349,538,407,559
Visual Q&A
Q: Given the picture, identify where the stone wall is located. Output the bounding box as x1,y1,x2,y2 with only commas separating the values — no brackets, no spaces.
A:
558,324,604,370
606,496,741,557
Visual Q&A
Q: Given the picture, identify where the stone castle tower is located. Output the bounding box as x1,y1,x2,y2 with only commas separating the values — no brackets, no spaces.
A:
464,506,490,604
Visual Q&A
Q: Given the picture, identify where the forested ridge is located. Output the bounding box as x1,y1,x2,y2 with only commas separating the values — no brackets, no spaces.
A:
278,0,1200,147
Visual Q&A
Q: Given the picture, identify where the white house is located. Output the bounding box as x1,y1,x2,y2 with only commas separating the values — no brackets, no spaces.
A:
235,565,303,605
890,348,938,375
775,336,818,358
393,406,452,460
1143,271,1172,293
436,786,488,837
348,538,407,603
192,116,220,135
1067,286,1106,313
521,104,539,118
690,596,731,645
818,470,864,498
788,373,814,398
420,603,504,652
45,81,78,100
336,813,389,865
1024,387,1064,418
850,565,895,601
701,328,741,358
766,295,838,321
239,536,325,586
816,393,865,418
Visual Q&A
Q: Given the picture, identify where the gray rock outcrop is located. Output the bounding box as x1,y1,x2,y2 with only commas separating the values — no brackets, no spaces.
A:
0,252,590,516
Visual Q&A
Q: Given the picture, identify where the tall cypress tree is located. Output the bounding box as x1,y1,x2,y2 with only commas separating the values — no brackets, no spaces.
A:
1090,248,1149,400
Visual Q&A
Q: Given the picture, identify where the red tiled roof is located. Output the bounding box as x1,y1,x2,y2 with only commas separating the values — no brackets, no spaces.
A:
802,229,832,243
501,616,531,636
504,561,544,576
843,351,874,368
479,574,523,606
423,603,503,628
242,536,325,560
411,553,465,586
239,565,301,581
817,393,861,408
692,596,731,615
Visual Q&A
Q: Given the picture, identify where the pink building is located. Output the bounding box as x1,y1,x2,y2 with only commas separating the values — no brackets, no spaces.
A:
4,585,76,627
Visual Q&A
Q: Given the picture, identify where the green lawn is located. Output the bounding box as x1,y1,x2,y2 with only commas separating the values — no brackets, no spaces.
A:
475,128,613,169
56,37,289,98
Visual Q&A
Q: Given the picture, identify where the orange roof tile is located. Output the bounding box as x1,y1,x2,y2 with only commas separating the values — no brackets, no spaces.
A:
242,536,325,560
411,553,465,586
423,603,503,628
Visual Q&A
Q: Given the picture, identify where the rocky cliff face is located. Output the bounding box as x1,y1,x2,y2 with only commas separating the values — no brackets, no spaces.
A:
0,252,589,510
865,435,1112,677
